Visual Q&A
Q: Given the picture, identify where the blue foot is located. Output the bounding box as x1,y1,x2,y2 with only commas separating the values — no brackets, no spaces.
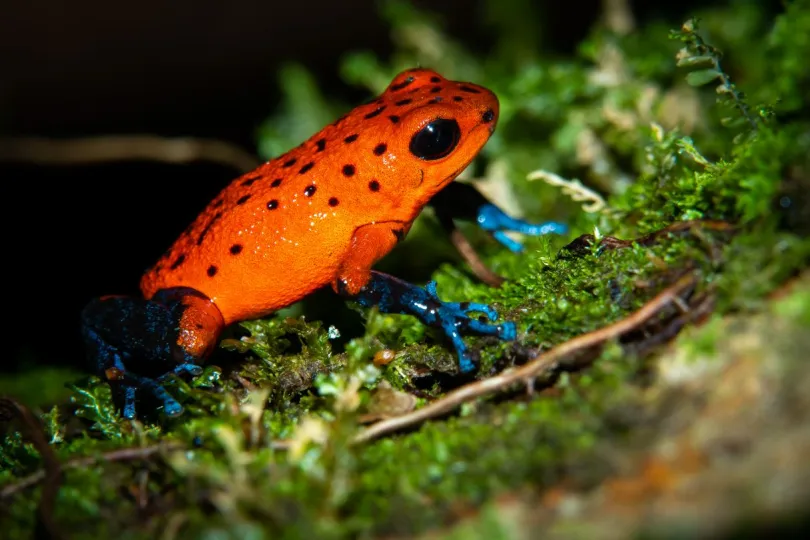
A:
81,290,220,420
161,362,204,379
477,203,567,252
119,373,185,419
123,386,137,420
89,331,193,419
355,272,518,373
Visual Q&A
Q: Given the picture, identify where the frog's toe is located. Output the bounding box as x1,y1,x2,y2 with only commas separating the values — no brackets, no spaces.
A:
458,301,499,321
458,313,516,343
134,374,185,417
442,300,500,322
437,299,518,372
476,203,568,252
122,386,138,420
425,281,499,321
492,231,525,253
161,362,203,379
497,320,517,341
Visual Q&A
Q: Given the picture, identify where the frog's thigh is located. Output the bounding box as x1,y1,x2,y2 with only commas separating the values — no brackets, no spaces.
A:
332,220,411,296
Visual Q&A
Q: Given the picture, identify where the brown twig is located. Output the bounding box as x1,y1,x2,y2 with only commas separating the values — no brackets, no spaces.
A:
0,398,64,539
448,227,506,287
622,289,715,358
0,442,184,500
352,273,698,443
0,135,262,173
560,219,735,258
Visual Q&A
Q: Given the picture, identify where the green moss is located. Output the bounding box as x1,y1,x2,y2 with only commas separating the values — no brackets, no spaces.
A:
3,1,809,538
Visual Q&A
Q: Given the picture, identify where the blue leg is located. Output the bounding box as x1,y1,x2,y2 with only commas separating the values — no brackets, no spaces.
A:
80,289,222,419
123,386,137,420
476,204,567,252
430,181,567,253
125,373,185,417
81,321,181,418
351,271,517,373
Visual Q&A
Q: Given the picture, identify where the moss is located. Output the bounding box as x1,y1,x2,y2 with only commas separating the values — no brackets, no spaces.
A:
3,0,810,538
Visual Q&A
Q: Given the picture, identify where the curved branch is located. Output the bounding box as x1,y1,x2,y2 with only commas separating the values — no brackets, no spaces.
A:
0,135,262,173
0,442,184,500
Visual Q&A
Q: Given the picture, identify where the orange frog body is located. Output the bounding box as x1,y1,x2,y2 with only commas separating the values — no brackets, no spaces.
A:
82,68,567,419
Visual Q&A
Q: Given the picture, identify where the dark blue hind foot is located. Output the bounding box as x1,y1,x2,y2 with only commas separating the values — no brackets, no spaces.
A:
350,271,516,373
475,204,567,252
80,288,223,419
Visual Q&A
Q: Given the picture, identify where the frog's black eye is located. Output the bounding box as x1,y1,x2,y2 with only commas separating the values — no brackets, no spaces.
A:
409,118,461,161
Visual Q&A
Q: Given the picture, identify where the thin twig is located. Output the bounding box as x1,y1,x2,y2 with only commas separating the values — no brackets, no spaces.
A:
352,274,697,443
0,135,262,173
449,227,506,288
559,219,735,258
0,442,184,500
623,290,715,357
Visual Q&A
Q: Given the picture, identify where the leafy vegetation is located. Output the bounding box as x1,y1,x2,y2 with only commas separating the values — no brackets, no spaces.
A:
2,1,809,538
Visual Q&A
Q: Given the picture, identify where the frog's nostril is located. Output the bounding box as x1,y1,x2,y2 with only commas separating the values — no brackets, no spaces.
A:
482,108,495,123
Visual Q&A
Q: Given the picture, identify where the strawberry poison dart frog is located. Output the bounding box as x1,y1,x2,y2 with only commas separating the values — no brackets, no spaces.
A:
81,68,567,419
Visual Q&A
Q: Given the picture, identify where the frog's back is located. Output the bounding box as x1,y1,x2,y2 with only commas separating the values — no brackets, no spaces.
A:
140,68,499,324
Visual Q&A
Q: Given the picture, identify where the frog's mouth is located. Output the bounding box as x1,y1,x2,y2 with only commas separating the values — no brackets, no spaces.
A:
418,162,469,194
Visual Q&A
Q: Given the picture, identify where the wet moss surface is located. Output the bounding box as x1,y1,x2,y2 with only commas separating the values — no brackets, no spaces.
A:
2,1,809,538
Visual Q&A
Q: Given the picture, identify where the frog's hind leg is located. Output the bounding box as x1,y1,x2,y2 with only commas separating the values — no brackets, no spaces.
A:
430,181,567,251
429,182,567,285
80,287,223,419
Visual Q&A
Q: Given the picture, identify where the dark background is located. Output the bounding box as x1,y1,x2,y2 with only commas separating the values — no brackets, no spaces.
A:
0,0,770,374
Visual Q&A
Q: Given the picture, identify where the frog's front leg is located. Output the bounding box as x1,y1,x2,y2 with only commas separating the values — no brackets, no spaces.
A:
352,272,515,373
333,222,516,373
429,181,567,253
80,287,224,419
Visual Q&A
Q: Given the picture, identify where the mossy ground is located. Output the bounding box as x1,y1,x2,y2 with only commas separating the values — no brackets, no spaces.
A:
2,1,809,538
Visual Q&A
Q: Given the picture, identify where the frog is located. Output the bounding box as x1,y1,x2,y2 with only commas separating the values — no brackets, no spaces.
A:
81,68,567,419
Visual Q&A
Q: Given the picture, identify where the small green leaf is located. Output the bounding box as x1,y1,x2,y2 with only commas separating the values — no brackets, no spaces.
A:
676,55,714,67
720,116,748,128
685,69,722,86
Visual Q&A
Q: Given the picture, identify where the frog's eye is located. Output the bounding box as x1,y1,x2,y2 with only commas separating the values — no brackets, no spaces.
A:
409,118,461,161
